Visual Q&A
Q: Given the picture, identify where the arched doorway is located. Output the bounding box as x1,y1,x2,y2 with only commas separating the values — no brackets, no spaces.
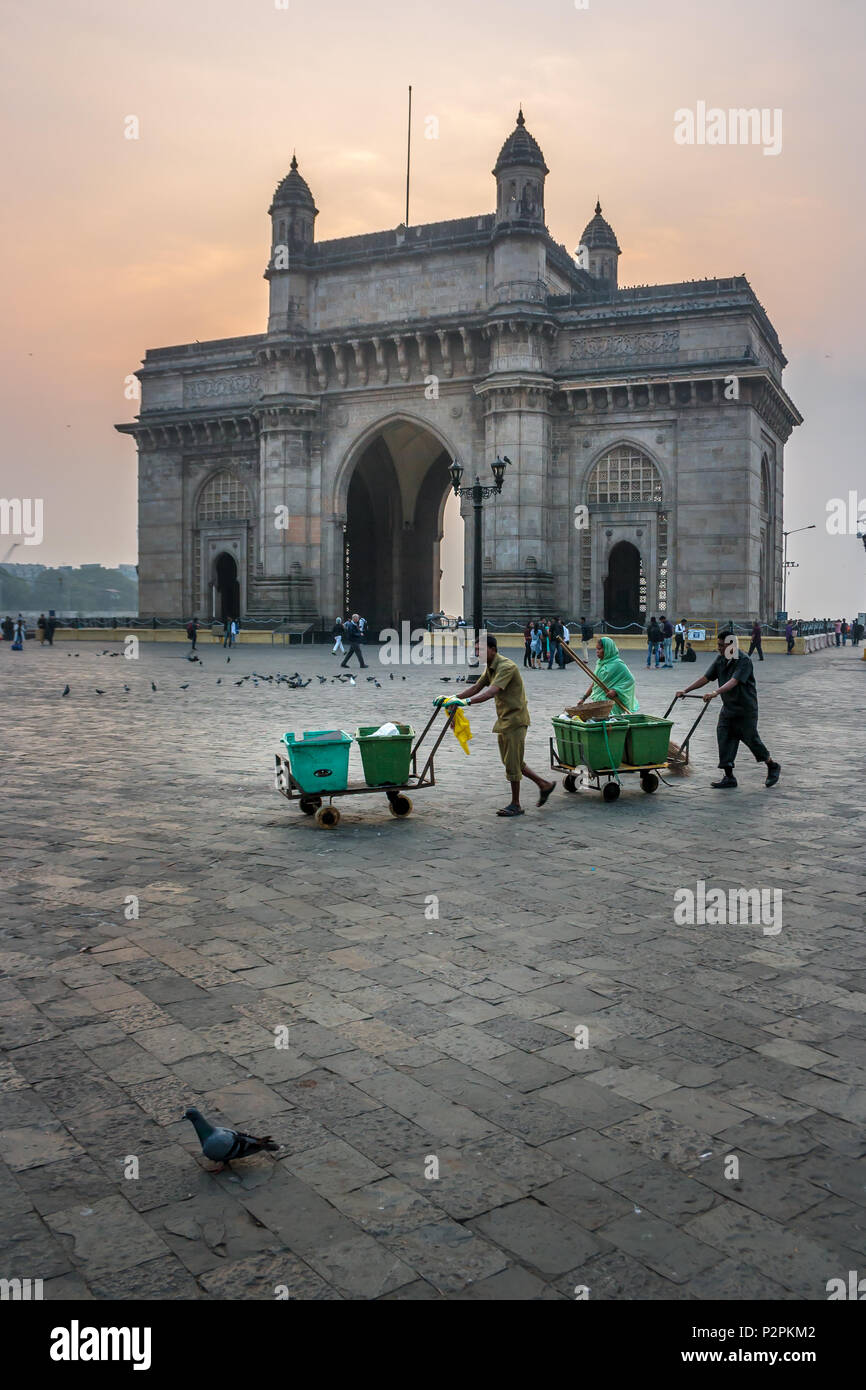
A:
215,552,239,622
605,541,641,628
342,421,463,630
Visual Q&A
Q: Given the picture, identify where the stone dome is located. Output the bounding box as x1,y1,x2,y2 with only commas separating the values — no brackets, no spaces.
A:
270,155,317,213
493,109,549,177
580,201,620,251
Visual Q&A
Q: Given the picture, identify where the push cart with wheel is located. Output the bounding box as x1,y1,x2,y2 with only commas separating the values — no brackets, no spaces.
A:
274,706,457,827
550,694,710,802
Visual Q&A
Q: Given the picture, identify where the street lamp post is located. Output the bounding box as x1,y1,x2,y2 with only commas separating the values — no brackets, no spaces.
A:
449,456,510,637
782,523,816,618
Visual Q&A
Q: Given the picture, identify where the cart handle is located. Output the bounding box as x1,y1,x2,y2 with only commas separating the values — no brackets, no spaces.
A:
663,693,707,718
663,693,712,755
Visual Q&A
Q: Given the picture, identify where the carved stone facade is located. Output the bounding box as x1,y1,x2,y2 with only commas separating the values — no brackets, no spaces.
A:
117,111,802,628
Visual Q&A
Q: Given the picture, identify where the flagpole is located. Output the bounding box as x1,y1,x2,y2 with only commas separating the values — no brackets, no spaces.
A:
405,85,412,226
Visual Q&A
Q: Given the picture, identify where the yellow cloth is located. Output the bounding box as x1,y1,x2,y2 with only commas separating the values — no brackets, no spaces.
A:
451,706,472,755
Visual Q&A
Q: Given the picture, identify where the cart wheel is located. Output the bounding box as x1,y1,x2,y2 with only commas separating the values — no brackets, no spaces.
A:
563,775,578,794
388,794,413,817
602,781,621,802
640,772,659,794
315,805,341,828
299,796,321,815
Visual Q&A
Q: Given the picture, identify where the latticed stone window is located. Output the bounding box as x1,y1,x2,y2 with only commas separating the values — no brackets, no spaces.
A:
580,533,592,613
588,447,663,504
197,470,251,522
657,512,669,613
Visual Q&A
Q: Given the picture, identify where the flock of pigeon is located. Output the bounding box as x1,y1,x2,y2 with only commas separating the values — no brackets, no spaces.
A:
53,649,469,697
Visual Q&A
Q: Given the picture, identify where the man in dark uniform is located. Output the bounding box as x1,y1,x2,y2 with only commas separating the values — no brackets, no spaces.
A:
441,635,555,816
676,631,780,789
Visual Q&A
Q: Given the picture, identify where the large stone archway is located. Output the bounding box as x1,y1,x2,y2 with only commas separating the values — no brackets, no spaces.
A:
336,417,464,631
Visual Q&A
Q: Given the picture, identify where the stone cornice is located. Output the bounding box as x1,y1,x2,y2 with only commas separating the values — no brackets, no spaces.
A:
114,408,258,449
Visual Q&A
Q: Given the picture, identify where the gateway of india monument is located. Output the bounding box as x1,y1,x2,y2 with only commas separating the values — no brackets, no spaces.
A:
117,110,802,632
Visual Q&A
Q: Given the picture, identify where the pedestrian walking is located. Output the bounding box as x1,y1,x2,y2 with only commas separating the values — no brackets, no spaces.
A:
530,622,543,668
646,616,663,668
1,616,13,642
332,617,345,655
223,617,232,648
340,613,367,668
748,620,764,661
841,619,849,646
852,618,863,648
834,619,842,647
37,613,47,645
441,634,554,816
522,620,532,668
676,631,780,790
46,611,56,645
785,619,795,654
559,620,571,668
662,617,674,668
11,617,25,651
186,617,198,651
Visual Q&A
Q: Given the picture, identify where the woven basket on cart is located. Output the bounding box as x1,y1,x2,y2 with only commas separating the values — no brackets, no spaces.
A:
565,699,614,721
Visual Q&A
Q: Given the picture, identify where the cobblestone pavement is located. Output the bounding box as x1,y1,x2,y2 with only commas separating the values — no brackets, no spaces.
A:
1,638,864,1301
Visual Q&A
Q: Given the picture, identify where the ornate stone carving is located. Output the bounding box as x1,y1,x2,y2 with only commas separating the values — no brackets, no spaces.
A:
569,330,679,362
436,329,453,378
371,336,389,384
184,374,262,403
350,339,368,385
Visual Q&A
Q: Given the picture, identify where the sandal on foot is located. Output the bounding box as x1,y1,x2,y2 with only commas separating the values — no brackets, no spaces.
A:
496,804,524,817
537,783,555,807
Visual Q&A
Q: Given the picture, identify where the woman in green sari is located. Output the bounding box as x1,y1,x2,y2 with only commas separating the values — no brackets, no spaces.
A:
578,635,639,712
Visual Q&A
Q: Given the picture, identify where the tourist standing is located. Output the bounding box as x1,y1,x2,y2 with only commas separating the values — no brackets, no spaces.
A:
340,613,367,668
440,634,554,817
662,617,674,668
522,620,532,668
748,620,764,661
785,619,795,654
46,611,56,645
187,617,199,651
676,631,780,790
530,622,543,669
834,619,842,646
580,616,593,663
674,619,686,660
841,619,849,646
646,616,663,668
223,617,233,648
37,613,47,645
548,617,564,669
11,617,25,651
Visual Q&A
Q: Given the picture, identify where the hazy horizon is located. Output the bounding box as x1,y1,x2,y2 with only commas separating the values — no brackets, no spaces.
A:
3,0,864,617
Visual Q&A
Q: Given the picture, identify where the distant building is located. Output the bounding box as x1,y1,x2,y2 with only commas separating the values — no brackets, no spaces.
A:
117,110,802,628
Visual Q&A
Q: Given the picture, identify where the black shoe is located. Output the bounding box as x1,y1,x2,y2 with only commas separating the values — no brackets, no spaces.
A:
765,761,781,787
711,774,738,789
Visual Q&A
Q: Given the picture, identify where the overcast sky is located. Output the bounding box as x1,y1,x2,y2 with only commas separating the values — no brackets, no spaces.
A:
2,0,864,616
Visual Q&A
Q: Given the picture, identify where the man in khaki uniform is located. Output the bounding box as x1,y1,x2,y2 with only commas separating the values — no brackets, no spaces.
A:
446,635,555,817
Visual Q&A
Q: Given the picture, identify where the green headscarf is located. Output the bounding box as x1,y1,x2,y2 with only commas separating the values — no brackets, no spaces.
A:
589,636,639,712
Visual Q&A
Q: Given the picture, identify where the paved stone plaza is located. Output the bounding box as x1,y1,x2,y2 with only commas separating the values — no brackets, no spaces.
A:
1,639,863,1300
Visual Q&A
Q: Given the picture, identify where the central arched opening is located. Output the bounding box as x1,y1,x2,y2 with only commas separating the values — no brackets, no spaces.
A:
605,541,641,628
343,421,464,630
214,552,239,622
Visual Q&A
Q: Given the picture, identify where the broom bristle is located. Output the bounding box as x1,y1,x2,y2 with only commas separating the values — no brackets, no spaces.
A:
666,740,692,776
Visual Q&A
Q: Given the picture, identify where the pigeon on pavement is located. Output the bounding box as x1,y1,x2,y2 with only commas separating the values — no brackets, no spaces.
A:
151,681,157,691
61,685,70,697
183,1107,279,1171
179,683,189,690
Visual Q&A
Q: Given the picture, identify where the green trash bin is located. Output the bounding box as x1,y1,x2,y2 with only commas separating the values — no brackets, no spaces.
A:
552,716,583,768
577,719,628,772
282,729,352,793
355,724,415,787
624,716,673,766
